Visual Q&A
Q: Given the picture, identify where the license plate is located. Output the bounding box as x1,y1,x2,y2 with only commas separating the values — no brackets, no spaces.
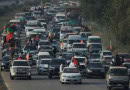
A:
117,84,122,86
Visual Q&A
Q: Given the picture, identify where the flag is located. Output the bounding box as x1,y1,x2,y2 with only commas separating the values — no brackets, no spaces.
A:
7,27,14,34
26,49,30,61
49,31,53,37
110,40,112,50
6,32,13,43
3,24,6,29
89,25,92,30
61,40,64,46
73,57,78,65
80,40,83,44
9,47,11,51
34,35,39,40
70,2,72,6
41,0,43,7
15,44,17,49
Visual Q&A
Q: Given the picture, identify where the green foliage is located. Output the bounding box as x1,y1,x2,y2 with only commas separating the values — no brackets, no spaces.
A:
80,0,130,52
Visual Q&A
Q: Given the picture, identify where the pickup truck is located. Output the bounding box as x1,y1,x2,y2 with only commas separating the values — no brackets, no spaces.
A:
10,60,31,80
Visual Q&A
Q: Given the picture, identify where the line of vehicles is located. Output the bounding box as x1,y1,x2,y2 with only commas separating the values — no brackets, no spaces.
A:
1,0,130,90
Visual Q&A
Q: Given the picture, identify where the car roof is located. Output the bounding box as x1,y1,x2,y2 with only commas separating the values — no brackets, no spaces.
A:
13,60,27,62
73,43,85,45
74,56,86,58
64,67,77,69
88,36,100,39
68,35,82,40
10,19,20,23
103,50,111,53
38,52,50,56
41,59,51,61
109,66,127,69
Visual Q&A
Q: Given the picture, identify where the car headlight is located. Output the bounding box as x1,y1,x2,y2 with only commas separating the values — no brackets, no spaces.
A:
87,69,92,72
13,68,17,72
1,63,5,65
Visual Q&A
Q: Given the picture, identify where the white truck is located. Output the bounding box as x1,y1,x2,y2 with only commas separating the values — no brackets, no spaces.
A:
10,60,31,80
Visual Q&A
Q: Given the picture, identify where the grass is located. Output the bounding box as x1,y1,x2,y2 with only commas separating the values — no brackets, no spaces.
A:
86,21,130,54
0,3,27,90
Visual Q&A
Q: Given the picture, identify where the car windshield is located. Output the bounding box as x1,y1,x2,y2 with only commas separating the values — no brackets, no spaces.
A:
51,59,65,65
74,58,85,63
103,52,112,56
110,69,128,76
3,56,9,61
89,63,103,68
124,64,130,69
39,55,50,59
91,44,102,49
124,54,130,59
25,46,37,50
63,68,79,73
81,33,91,38
69,40,81,44
89,38,101,43
61,30,72,34
104,57,112,60
13,61,29,66
28,29,33,32
57,16,65,19
41,60,50,64
52,28,60,32
62,54,73,60
90,54,100,59
39,20,46,22
73,44,86,48
39,42,50,45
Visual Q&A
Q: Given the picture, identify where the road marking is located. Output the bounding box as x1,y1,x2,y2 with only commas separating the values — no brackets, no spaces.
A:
1,72,11,90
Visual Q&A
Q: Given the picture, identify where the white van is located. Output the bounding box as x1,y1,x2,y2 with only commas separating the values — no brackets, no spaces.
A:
60,26,73,40
38,52,51,60
87,36,101,47
9,19,21,25
67,35,82,52
72,43,87,53
54,12,66,22
37,52,51,66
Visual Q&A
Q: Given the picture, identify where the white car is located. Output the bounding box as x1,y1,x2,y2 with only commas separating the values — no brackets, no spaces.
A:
60,67,82,84
100,50,112,59
10,60,31,80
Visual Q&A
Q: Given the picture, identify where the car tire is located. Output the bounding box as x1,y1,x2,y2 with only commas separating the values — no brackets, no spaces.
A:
79,82,82,84
124,86,129,90
48,73,52,79
10,74,14,80
61,82,64,84
107,86,111,90
1,67,3,71
38,71,41,75
27,76,32,80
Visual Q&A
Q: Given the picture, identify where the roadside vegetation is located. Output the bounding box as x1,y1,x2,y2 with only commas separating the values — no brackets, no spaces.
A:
0,1,35,90
80,0,129,53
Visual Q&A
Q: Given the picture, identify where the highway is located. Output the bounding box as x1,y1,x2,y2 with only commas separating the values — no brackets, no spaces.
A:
0,29,124,90
0,1,128,90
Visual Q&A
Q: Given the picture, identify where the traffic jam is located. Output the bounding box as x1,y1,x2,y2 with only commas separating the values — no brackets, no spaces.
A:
1,0,130,90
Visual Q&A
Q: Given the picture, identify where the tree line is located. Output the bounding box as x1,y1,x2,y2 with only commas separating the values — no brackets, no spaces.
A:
80,0,129,52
